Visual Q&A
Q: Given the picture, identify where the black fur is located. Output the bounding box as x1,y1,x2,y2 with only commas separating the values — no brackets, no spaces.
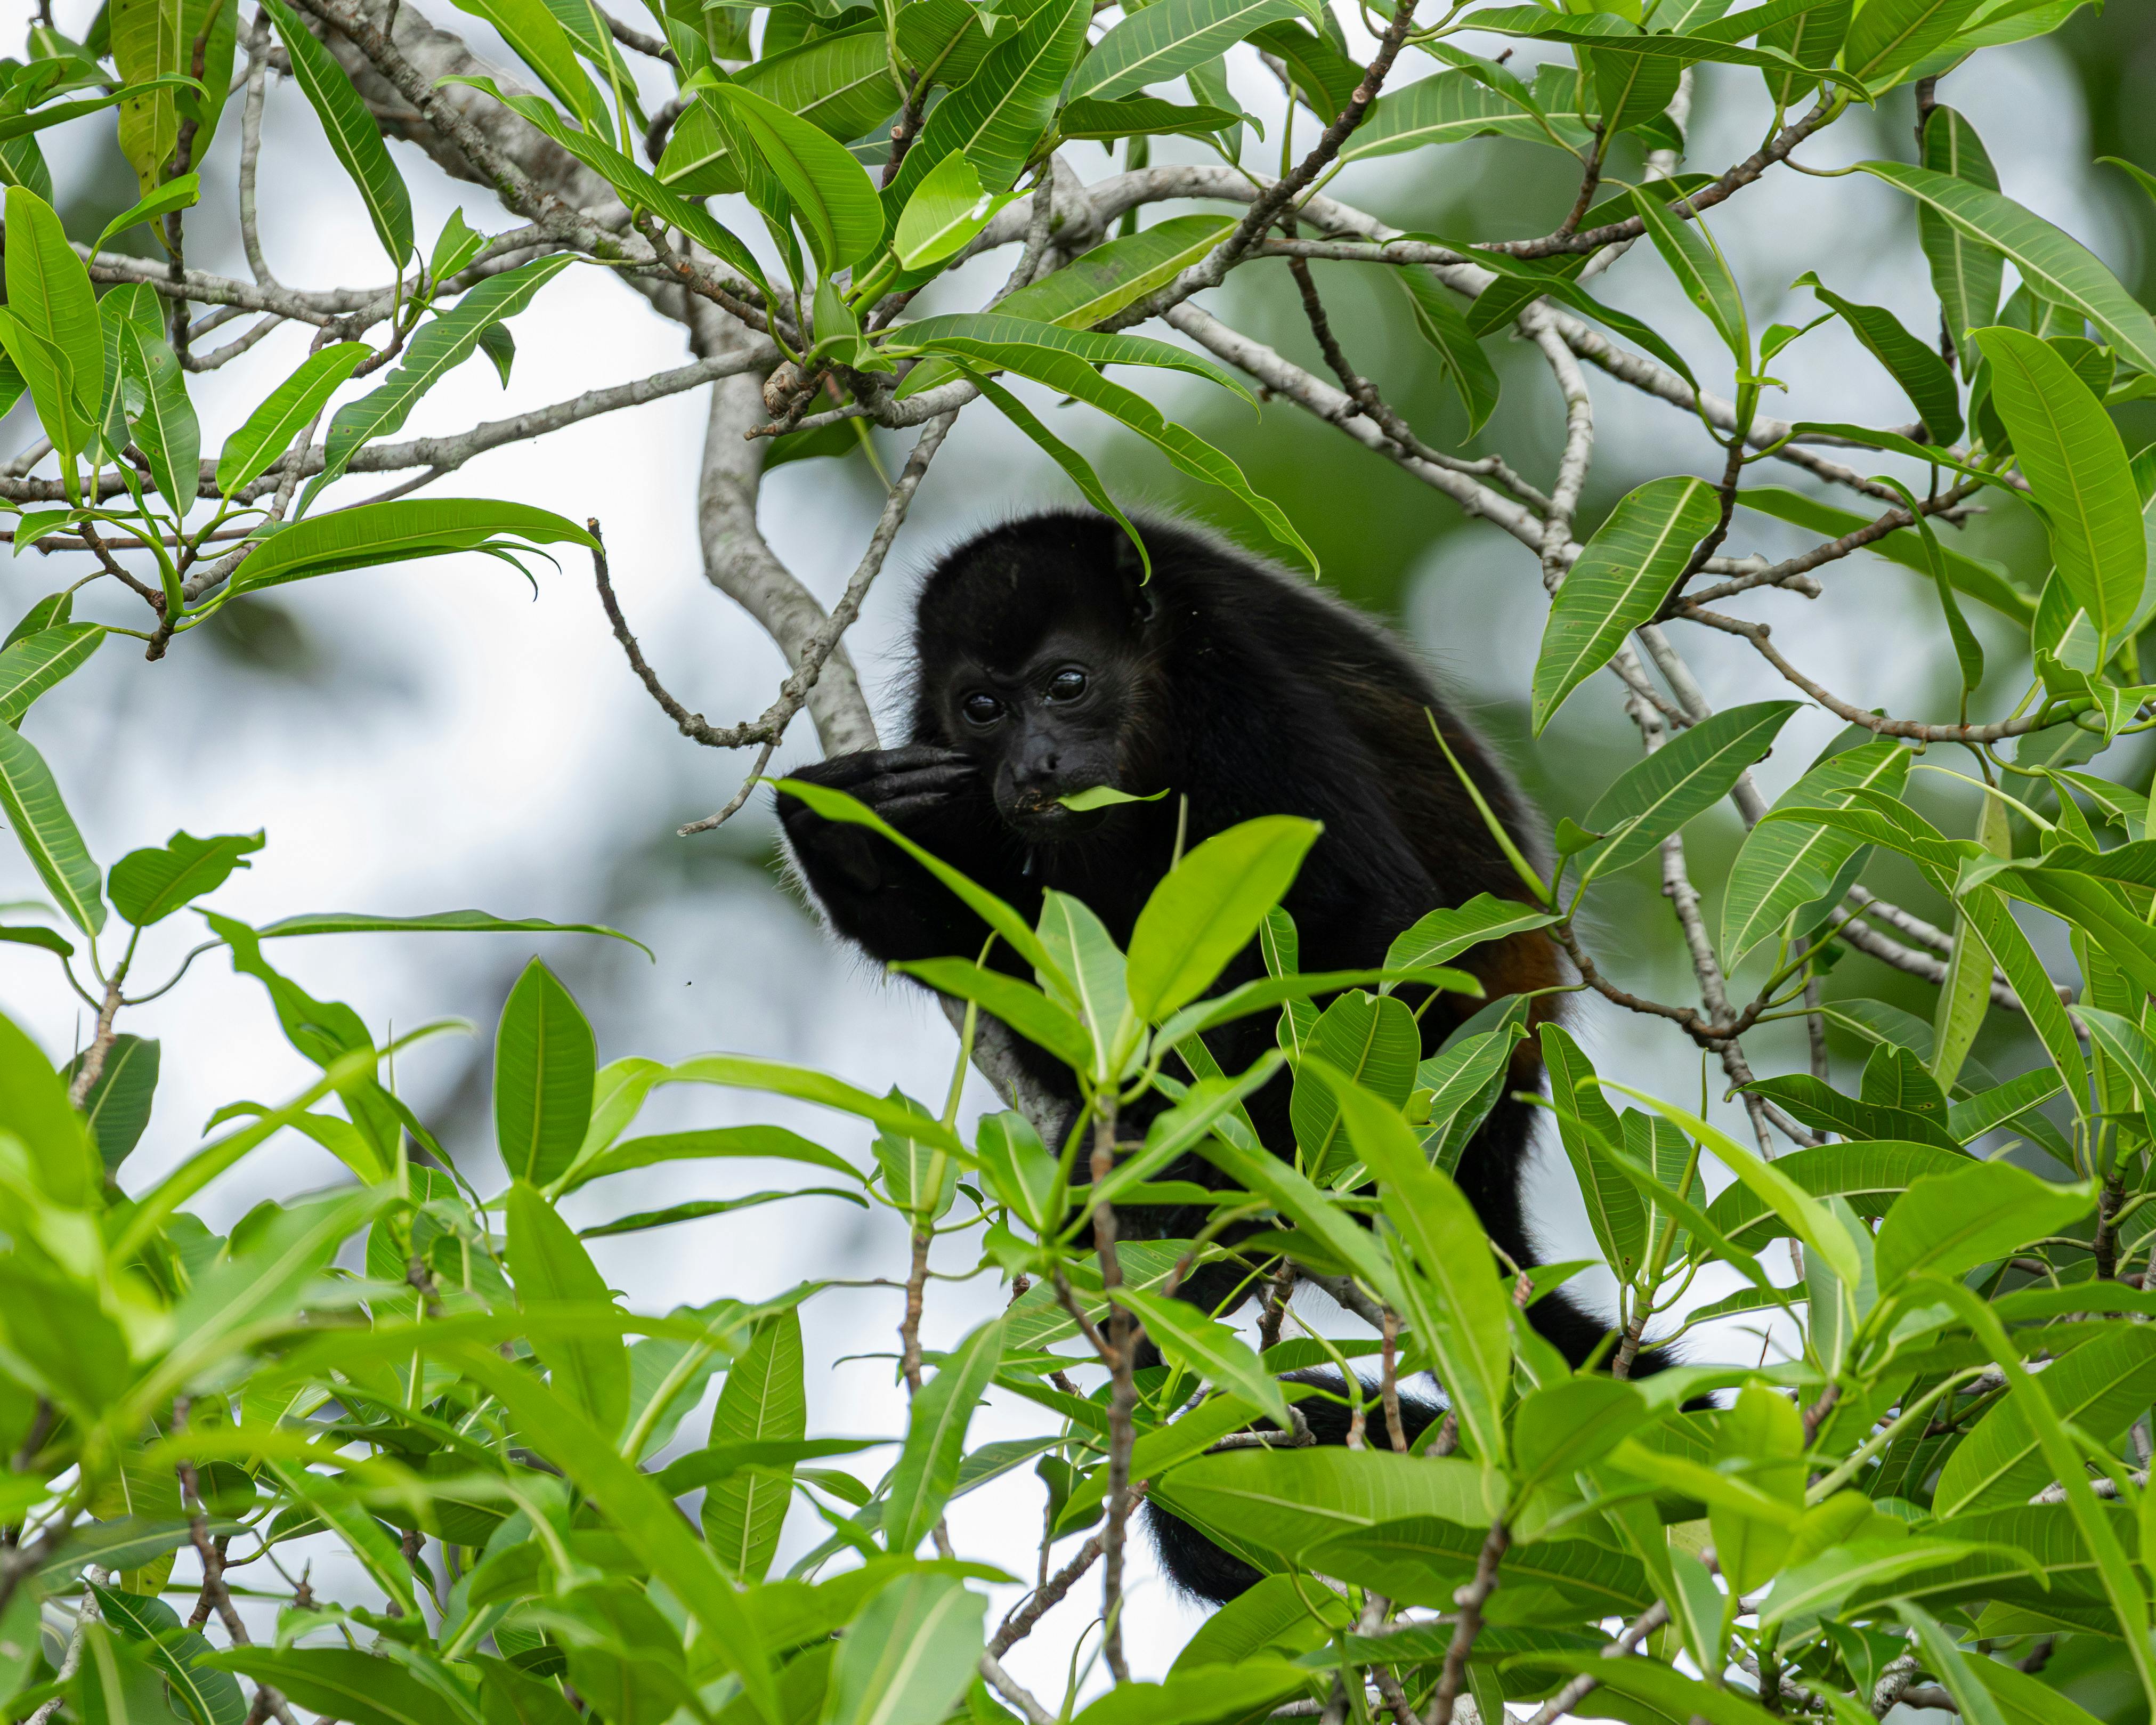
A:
777,511,1617,1600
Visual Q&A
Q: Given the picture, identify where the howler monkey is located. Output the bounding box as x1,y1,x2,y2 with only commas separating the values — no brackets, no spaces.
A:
777,511,1594,1601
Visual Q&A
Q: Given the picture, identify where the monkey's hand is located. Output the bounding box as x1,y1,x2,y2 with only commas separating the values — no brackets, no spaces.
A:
776,747,998,960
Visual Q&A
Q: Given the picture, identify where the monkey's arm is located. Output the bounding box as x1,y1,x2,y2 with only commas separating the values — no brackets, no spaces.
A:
777,744,1030,963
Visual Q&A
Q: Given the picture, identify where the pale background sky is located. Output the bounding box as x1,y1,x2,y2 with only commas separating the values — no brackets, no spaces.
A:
0,6,2130,1697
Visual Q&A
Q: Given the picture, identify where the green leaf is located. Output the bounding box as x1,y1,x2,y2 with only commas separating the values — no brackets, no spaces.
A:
985,216,1242,337
1338,67,1538,161
706,1309,807,1581
1291,992,1419,1186
711,82,883,272
1522,1653,1780,1725
1151,1448,1499,1565
1700,1138,1968,1248
1846,0,1980,85
91,171,198,254
448,0,607,132
0,623,103,726
1796,271,1963,443
889,311,1249,402
1595,45,1681,137
1114,1287,1291,1428
0,722,102,935
230,497,597,595
882,0,1089,208
1973,326,2145,648
205,1650,464,1725
884,1317,1004,1554
891,958,1091,1072
1935,1324,2156,1515
1740,1074,1957,1149
1539,1024,1650,1281
456,1349,783,1722
1633,195,1747,368
579,1187,864,1236
1920,107,2004,349
1462,7,1865,90
1581,701,1801,878
1298,1055,1512,1464
1071,0,1311,100
1312,1517,1652,1615
255,906,646,953
1071,1662,1313,1725
262,0,413,266
1384,894,1556,974
4,186,99,419
108,830,263,927
956,369,1148,573
1055,95,1242,139
566,1125,861,1192
87,1584,243,1725
1860,162,2156,376
310,254,581,498
214,343,367,495
69,1034,159,1175
1128,817,1320,1019
1604,1082,1860,1284
495,957,597,1186
117,322,199,517
892,150,1005,271
1721,738,1909,958
1531,475,1720,732
824,1573,985,1725
1960,886,2088,1114
665,1051,970,1159
506,1180,630,1437
1395,269,1501,438
1874,1159,2094,1289
1417,1022,1528,1176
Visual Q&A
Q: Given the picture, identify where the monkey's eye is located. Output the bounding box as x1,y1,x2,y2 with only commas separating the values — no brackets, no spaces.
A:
962,692,1003,725
1044,669,1089,703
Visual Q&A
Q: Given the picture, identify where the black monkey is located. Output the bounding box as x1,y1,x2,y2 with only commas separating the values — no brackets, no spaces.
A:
777,511,1602,1599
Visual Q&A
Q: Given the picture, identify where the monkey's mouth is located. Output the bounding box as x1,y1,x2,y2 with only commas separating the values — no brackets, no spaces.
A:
1001,791,1107,839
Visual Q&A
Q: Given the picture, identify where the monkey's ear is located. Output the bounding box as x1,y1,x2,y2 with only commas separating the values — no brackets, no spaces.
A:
1110,525,1155,623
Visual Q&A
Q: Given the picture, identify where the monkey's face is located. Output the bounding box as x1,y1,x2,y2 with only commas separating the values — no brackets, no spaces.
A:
934,629,1139,839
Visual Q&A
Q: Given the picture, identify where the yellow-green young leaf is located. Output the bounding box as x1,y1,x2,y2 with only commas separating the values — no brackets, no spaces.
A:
710,83,883,272
664,1051,971,1157
0,1013,104,1201
1532,475,1718,732
893,150,1001,270
1298,1056,1511,1467
214,343,367,494
87,1582,245,1725
1920,107,2004,348
262,0,412,266
890,958,1091,1072
228,498,597,595
1072,1662,1314,1725
1861,163,2156,375
4,187,100,418
1931,790,2007,1089
1150,1447,1501,1565
1128,817,1320,1019
0,310,88,481
0,623,103,727
1707,1382,1804,1593
704,1308,806,1581
506,1181,630,1437
1873,1160,2094,1289
881,0,1089,209
1035,888,1132,1076
1072,0,1310,100
1973,326,2145,648
883,1317,1004,1554
1525,1652,1782,1725
92,172,199,255
824,1573,986,1725
495,958,597,1186
1292,991,1419,1187
0,723,103,937
110,0,184,191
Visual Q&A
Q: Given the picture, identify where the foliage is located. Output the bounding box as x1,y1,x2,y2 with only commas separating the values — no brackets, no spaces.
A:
7,0,2156,1721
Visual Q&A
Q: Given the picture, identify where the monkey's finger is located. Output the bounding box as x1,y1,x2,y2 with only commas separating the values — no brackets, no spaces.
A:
859,766,977,808
876,742,974,772
873,792,958,825
784,748,903,790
